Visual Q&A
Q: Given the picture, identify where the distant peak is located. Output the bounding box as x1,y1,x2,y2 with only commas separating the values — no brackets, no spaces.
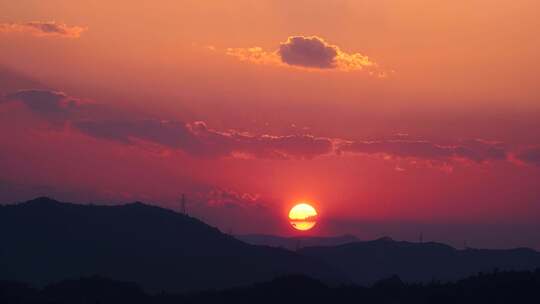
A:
24,196,61,205
375,236,394,242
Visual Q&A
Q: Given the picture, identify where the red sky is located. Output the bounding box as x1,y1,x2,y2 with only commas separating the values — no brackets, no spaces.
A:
1,0,540,249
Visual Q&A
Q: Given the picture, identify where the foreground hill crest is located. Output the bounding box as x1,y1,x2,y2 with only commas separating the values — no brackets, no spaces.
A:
0,197,344,292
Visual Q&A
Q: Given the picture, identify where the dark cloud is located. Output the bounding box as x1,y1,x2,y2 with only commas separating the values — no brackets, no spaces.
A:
227,35,377,72
338,139,507,163
0,21,86,38
75,120,334,159
3,89,125,122
516,146,540,166
1,89,516,165
5,90,70,113
278,36,338,69
455,139,507,162
74,120,219,156
72,118,508,164
75,120,190,146
3,90,83,122
2,89,334,159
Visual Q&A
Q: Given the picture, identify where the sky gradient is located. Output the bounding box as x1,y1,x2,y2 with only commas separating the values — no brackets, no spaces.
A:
1,0,539,249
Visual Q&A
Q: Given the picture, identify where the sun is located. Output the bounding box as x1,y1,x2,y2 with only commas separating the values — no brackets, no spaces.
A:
289,202,318,231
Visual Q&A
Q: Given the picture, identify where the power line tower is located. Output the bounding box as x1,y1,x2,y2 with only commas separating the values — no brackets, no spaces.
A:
180,194,187,215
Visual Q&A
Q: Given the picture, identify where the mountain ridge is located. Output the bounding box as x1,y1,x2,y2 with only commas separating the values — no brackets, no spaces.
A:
3,197,539,291
236,233,360,250
0,197,346,292
299,236,540,285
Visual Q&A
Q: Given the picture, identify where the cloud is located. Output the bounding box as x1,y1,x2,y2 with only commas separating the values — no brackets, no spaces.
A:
455,139,508,162
515,146,540,166
5,90,73,112
227,35,379,73
190,188,280,234
338,138,508,163
3,90,83,122
3,89,334,160
3,89,126,123
280,36,374,71
199,188,264,209
279,36,339,69
75,120,334,159
1,89,516,165
0,21,86,38
226,47,280,65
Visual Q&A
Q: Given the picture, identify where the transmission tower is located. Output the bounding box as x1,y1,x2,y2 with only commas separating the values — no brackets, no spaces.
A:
180,194,187,215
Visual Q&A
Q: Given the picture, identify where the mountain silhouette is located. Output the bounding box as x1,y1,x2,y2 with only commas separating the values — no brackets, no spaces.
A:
0,197,345,292
299,237,540,285
236,234,359,251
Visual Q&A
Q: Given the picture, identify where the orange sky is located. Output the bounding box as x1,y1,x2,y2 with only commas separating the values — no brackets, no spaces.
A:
1,0,540,249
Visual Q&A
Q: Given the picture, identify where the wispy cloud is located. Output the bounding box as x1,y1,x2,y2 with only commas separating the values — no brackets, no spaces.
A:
199,188,265,209
226,47,280,65
514,146,540,166
338,138,508,163
0,21,86,38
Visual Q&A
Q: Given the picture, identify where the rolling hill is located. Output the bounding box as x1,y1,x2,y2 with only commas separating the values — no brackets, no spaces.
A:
0,197,345,292
299,237,540,284
236,234,359,251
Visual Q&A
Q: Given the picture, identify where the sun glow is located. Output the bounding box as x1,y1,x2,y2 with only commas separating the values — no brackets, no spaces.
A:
288,202,318,231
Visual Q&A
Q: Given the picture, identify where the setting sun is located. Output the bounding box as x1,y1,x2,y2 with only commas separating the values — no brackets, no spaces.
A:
288,203,318,231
